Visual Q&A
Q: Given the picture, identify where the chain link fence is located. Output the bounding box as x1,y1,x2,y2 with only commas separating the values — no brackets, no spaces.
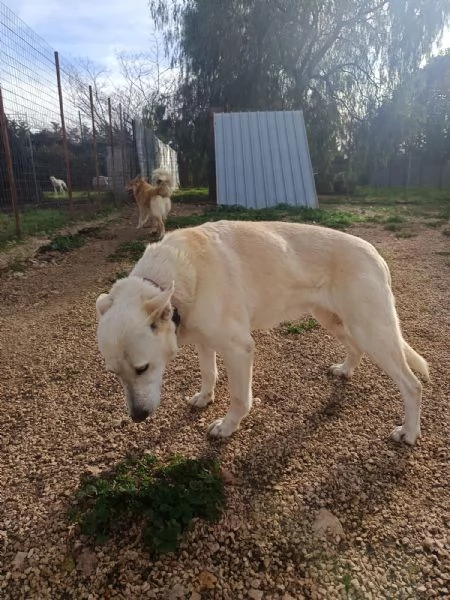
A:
0,1,178,240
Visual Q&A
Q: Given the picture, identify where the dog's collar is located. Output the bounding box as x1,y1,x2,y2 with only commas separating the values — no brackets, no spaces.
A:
143,277,181,330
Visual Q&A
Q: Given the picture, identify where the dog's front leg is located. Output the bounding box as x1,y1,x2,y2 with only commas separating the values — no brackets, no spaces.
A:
208,337,255,438
188,344,217,408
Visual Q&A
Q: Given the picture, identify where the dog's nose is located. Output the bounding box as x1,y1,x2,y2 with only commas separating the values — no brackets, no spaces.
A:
130,408,150,423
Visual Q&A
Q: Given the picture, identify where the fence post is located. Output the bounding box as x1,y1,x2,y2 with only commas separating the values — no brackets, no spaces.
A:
119,103,127,188
89,85,101,197
0,87,21,238
54,51,73,213
27,131,39,203
107,98,116,192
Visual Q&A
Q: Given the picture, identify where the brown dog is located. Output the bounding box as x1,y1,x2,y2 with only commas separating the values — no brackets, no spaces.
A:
127,168,173,238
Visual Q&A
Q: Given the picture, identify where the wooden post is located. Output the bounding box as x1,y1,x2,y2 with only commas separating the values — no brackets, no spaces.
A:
0,87,21,238
89,85,100,196
54,51,73,212
119,103,127,188
107,97,115,191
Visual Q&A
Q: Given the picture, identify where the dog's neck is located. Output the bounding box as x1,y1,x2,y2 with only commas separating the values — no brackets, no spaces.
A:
131,240,196,317
142,276,181,330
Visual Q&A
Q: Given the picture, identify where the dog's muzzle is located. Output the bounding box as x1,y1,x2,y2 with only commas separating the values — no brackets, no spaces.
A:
130,407,150,423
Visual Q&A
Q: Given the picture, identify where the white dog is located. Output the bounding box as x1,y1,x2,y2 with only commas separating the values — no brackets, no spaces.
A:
50,176,68,195
96,221,429,445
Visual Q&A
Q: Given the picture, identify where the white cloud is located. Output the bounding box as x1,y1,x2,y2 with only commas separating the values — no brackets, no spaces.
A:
3,0,163,75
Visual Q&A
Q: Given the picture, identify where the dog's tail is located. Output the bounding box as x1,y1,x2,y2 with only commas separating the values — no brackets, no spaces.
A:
153,168,174,190
403,341,429,381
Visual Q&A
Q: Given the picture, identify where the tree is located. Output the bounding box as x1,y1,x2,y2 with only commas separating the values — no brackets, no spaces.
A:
357,50,450,181
148,0,450,187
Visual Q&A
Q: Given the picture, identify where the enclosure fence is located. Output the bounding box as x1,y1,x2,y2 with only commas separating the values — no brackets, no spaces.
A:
369,157,450,189
0,1,178,239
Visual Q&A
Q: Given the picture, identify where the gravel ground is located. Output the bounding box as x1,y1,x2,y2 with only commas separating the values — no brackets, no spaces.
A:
0,206,449,600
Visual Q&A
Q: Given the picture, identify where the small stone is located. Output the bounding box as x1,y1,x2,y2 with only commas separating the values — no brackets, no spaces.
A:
424,537,435,550
312,509,344,538
169,584,187,599
76,549,97,576
85,466,101,476
197,571,217,591
248,589,264,600
12,552,27,571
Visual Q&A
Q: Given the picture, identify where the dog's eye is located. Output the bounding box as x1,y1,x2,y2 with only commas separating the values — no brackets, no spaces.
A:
135,364,149,375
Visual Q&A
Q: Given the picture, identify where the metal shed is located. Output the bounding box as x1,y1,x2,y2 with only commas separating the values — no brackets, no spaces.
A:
214,110,318,208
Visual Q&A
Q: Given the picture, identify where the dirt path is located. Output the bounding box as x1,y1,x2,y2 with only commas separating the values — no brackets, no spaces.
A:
0,208,449,599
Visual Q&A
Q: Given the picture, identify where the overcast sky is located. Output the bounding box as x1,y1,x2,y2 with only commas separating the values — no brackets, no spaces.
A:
3,0,162,74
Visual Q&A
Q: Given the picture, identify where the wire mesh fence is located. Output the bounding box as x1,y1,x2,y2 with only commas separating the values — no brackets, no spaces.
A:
0,0,178,240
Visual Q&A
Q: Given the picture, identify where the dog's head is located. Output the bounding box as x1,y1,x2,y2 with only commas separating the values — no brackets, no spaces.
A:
96,277,179,423
126,176,148,198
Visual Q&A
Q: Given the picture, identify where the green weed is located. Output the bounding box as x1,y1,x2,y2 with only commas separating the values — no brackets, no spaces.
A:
167,204,362,231
108,269,129,283
70,454,225,554
173,188,209,203
40,234,86,253
396,230,417,239
9,258,26,272
108,240,146,262
283,317,318,334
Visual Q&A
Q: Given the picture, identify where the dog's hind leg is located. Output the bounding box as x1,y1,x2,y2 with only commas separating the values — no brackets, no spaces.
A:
346,303,423,445
208,334,255,438
155,216,165,240
136,206,144,229
189,345,217,408
312,307,362,378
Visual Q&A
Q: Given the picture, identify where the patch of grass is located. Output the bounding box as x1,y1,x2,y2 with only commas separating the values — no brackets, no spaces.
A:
108,269,129,284
0,199,122,251
443,228,450,236
173,187,209,203
396,230,417,239
383,214,407,224
0,208,69,249
323,187,450,224
283,317,319,334
435,251,450,256
108,240,146,262
39,234,86,253
342,571,352,594
425,219,447,228
42,190,112,200
167,204,362,231
9,258,26,272
70,454,225,554
384,222,403,232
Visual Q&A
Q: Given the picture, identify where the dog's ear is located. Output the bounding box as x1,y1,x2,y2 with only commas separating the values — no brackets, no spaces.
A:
144,281,175,324
96,293,113,319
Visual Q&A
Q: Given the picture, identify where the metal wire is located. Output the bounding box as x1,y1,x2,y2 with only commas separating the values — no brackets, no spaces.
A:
0,0,137,212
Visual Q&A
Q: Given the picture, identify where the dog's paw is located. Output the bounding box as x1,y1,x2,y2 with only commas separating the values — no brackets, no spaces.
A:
390,425,420,445
188,391,214,408
329,362,353,378
207,417,238,438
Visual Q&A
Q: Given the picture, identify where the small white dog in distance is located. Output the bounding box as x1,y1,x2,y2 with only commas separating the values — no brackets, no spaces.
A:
96,220,429,445
50,176,68,195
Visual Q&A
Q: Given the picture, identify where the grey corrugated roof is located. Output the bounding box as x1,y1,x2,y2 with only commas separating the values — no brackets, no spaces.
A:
214,110,318,208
